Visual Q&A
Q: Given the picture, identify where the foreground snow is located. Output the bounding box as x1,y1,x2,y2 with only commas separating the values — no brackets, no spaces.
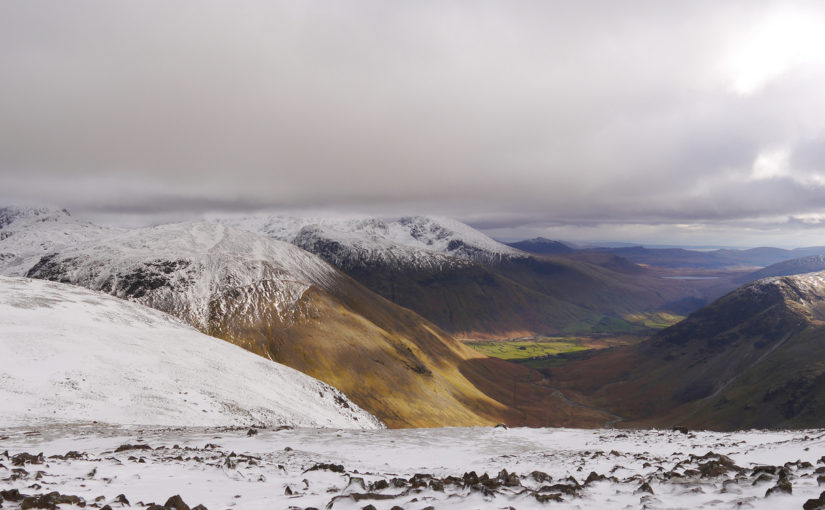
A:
1,425,824,509
0,277,382,429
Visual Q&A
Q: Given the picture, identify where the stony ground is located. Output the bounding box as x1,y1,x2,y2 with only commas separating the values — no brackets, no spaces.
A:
2,424,825,509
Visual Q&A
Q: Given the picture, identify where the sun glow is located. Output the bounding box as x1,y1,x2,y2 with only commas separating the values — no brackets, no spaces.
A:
725,8,825,95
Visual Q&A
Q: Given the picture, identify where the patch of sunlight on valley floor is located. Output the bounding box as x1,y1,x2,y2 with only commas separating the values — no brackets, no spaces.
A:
622,312,685,329
465,340,589,360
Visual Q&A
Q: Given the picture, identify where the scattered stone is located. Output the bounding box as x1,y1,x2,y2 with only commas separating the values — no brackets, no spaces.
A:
304,463,345,474
11,452,44,466
114,444,152,453
635,482,655,495
19,491,84,509
246,428,258,437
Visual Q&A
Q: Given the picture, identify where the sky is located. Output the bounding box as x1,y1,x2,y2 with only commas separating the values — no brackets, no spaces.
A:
3,1,825,247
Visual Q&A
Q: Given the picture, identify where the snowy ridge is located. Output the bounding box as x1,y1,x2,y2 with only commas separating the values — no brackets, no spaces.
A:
0,276,382,428
0,206,120,276
24,221,342,331
220,213,526,271
733,270,825,312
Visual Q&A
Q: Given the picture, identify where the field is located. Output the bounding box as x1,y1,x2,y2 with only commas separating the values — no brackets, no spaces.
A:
465,339,589,360
465,334,649,363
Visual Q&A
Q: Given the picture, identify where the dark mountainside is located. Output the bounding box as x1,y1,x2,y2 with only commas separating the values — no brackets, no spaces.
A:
546,273,825,429
506,237,574,254
299,240,736,338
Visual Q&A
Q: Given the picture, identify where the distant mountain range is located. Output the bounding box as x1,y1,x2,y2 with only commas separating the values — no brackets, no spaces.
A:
507,236,825,270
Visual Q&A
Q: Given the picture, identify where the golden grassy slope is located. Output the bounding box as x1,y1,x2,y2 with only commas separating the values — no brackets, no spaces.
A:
206,275,612,428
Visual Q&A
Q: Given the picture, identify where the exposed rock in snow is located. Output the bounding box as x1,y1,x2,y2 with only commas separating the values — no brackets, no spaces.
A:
0,206,120,276
0,276,382,429
1,425,823,509
219,213,526,271
24,221,341,331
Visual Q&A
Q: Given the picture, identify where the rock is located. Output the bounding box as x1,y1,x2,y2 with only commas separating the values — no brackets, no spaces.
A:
20,492,84,509
303,463,344,473
672,426,689,434
585,471,606,485
531,470,552,483
765,478,792,497
246,428,258,437
534,493,563,503
11,452,44,466
369,479,389,491
1,489,27,502
752,473,774,485
804,491,825,510
635,482,654,494
163,495,191,510
114,444,152,453
114,493,130,505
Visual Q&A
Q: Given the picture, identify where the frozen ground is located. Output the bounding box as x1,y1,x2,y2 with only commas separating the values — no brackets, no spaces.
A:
2,425,825,509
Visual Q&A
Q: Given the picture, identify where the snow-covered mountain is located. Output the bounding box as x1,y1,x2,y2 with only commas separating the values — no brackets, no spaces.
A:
21,217,549,428
0,206,119,276
0,276,382,428
25,221,339,332
221,214,525,270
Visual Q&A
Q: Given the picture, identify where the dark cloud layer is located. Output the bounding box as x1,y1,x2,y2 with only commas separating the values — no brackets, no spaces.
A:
2,1,825,245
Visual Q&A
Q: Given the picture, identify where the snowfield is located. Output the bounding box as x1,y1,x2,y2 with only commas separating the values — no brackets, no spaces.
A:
220,213,526,269
21,221,343,331
1,425,824,509
0,207,120,276
0,276,382,430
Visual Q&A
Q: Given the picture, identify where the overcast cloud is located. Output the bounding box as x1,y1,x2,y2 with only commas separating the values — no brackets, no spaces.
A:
2,1,825,246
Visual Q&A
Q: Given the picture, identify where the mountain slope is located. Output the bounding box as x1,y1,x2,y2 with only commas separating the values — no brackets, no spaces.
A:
0,206,119,276
0,276,382,428
549,272,825,429
225,214,726,337
21,218,608,428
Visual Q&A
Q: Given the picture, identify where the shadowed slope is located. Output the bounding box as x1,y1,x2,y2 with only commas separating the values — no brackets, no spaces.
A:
547,273,825,429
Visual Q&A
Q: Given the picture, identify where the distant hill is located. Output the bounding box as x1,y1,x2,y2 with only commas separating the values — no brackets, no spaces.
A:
506,237,574,254
578,245,825,270
548,271,825,429
745,254,825,281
